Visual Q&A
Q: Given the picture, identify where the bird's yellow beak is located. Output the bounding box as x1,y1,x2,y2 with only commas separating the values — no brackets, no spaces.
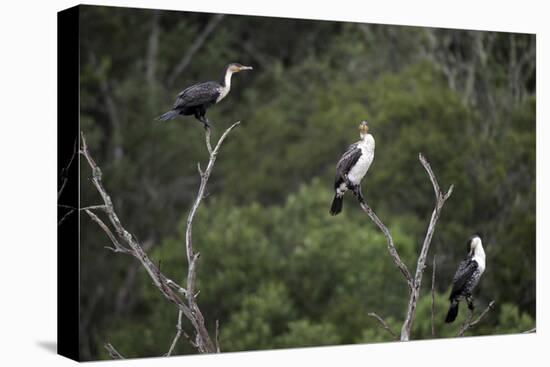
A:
359,121,369,135
239,65,253,71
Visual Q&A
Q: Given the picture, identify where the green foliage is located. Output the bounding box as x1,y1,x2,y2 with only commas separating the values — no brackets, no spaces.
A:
75,6,536,359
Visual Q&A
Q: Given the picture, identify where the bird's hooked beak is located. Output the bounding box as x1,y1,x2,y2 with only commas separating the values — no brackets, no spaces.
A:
239,65,253,72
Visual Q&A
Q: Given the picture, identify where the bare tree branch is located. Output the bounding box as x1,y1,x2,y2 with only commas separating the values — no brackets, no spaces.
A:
523,327,536,334
363,153,452,341
167,14,225,87
358,202,413,289
368,312,398,340
81,122,240,356
431,255,437,337
104,343,124,359
84,209,132,254
166,310,183,357
458,300,496,337
400,154,453,341
183,122,240,353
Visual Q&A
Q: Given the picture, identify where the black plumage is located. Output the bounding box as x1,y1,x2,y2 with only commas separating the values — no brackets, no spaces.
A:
157,63,252,128
331,143,362,215
445,235,486,323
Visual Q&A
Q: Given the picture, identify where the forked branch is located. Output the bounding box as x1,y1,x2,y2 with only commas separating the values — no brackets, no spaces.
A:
360,153,453,341
81,122,240,356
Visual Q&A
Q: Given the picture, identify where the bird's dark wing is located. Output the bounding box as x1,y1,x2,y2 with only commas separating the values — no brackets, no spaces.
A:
173,81,220,109
335,143,362,180
450,258,478,298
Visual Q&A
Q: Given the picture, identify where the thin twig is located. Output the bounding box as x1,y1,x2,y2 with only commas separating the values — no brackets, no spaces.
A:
166,310,183,357
104,343,124,359
84,209,131,254
58,205,107,227
368,312,398,340
359,201,413,289
431,255,437,337
523,327,536,334
457,300,496,336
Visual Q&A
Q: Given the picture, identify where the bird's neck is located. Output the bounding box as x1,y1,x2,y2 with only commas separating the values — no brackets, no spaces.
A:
221,68,234,89
359,134,375,148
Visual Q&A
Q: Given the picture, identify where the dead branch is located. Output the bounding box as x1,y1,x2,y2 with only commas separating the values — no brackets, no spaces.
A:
400,153,453,341
166,310,183,356
361,153,452,341
81,123,240,355
183,122,240,352
358,202,413,289
431,255,436,337
457,300,496,337
104,343,124,359
368,312,398,340
167,14,225,87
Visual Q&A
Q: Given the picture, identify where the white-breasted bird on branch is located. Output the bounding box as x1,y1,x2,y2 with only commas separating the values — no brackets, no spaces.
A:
330,121,375,215
157,63,253,128
445,235,486,323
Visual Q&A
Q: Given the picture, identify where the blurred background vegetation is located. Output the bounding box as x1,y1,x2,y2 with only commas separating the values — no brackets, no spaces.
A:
74,5,535,360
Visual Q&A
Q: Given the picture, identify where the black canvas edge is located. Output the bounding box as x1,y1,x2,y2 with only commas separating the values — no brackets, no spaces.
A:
57,5,80,362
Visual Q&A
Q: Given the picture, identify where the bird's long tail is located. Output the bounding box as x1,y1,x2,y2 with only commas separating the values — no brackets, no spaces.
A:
156,110,179,121
445,299,459,323
330,195,343,216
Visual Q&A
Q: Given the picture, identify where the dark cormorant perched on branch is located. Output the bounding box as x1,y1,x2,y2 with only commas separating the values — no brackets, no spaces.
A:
445,235,486,323
157,63,253,128
330,121,375,215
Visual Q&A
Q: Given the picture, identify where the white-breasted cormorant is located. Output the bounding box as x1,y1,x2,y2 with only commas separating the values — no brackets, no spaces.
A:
330,121,375,215
445,235,486,323
157,63,253,128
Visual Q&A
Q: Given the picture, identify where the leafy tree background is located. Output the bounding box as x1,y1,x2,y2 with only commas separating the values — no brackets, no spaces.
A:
74,5,535,360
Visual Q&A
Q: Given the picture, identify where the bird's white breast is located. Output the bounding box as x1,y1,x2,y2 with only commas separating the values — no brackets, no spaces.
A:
216,85,230,103
473,255,486,274
472,244,486,274
347,135,375,185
